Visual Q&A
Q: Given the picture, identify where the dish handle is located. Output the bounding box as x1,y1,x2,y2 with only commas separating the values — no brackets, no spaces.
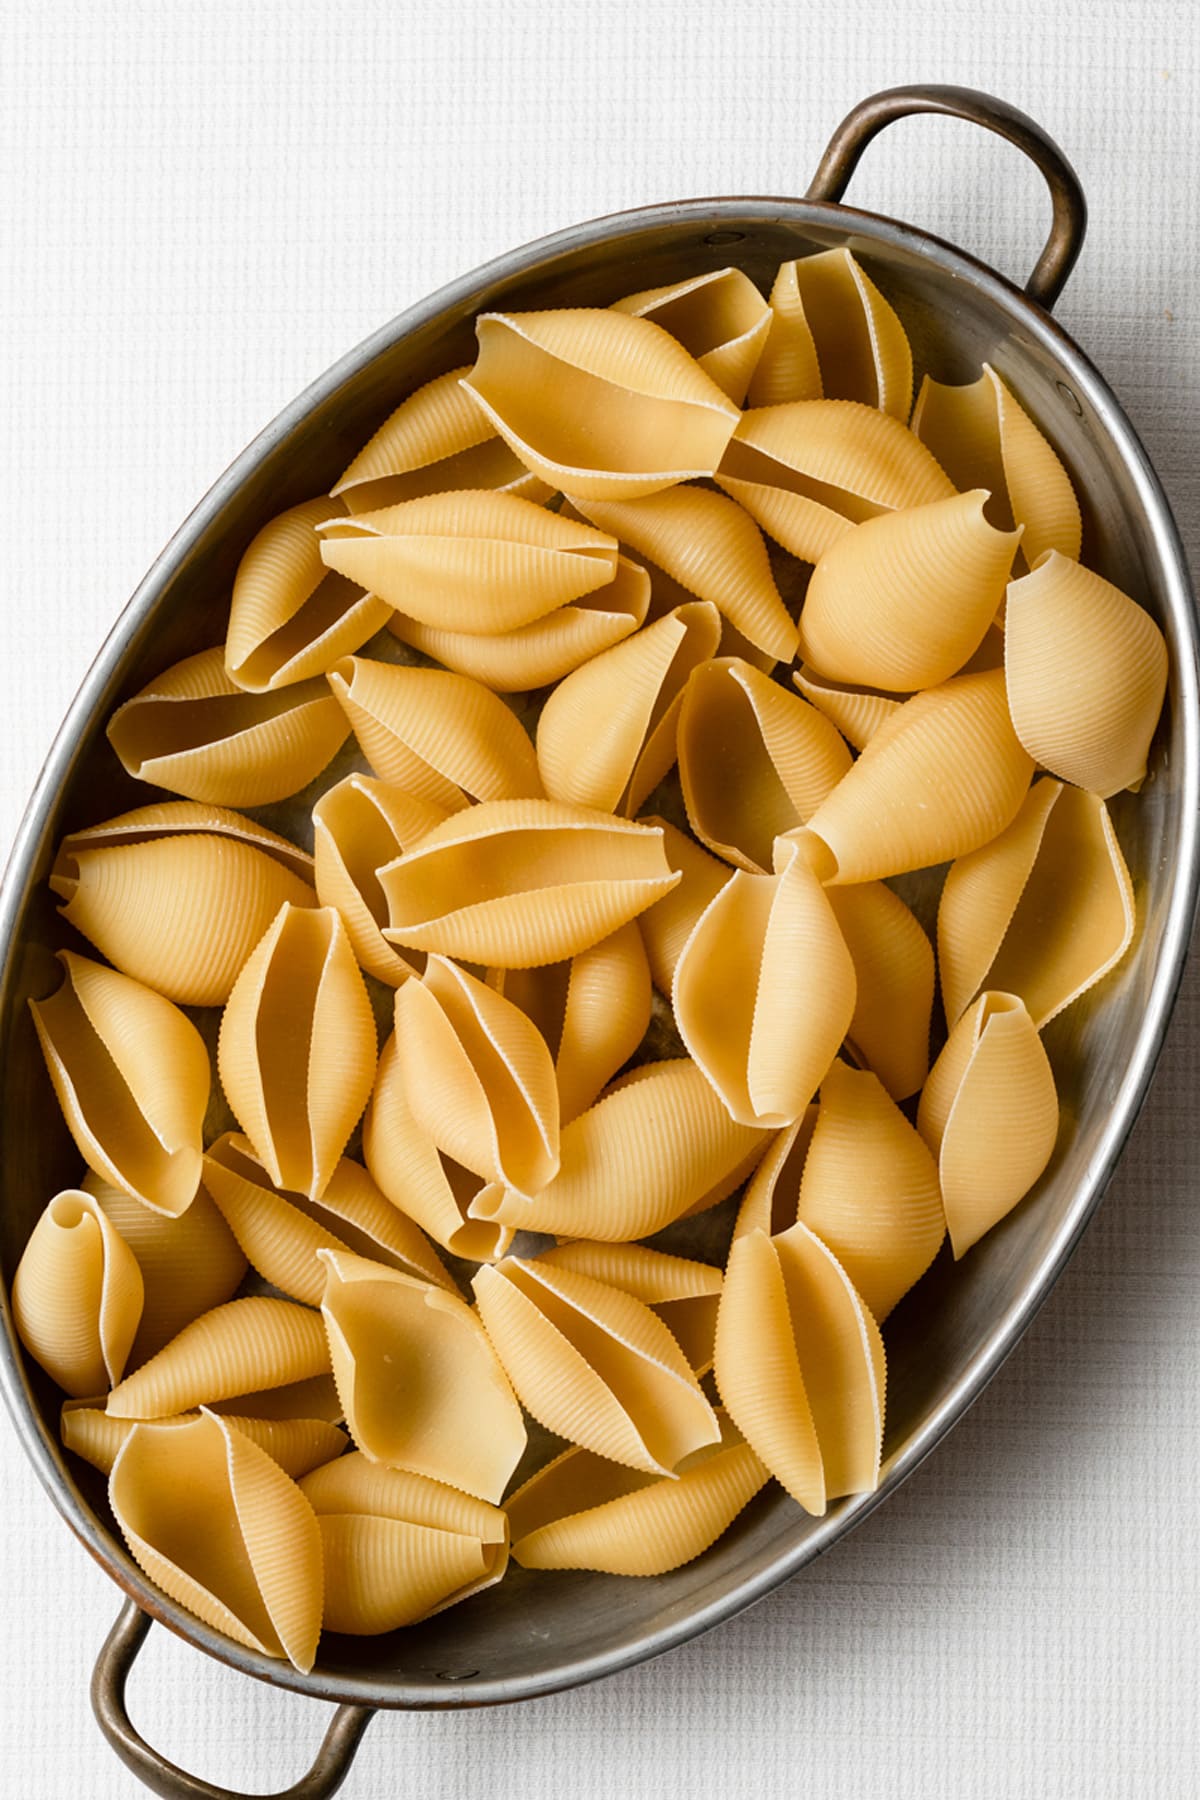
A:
91,1601,375,1800
806,83,1087,311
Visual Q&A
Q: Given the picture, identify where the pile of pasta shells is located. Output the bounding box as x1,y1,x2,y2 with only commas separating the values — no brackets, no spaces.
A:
11,249,1167,1675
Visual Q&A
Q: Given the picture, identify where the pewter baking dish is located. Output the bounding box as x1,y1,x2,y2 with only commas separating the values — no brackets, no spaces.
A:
1,85,1196,1800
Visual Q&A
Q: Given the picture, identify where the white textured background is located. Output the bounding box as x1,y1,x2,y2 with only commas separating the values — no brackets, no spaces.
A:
2,5,1198,1797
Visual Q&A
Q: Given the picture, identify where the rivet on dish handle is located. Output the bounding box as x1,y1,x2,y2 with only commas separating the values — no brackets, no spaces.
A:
806,84,1088,312
91,1601,375,1800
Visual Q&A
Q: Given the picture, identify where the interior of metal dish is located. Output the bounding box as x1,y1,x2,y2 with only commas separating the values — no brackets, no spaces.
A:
1,198,1196,1711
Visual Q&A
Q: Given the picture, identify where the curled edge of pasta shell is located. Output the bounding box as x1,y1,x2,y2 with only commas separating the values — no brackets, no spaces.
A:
13,1190,144,1396
52,800,313,879
828,880,934,1102
635,816,731,997
63,1400,346,1481
536,1240,722,1376
313,771,447,987
744,255,823,408
106,1295,331,1421
731,1106,819,1241
791,666,902,753
613,267,772,405
759,248,912,418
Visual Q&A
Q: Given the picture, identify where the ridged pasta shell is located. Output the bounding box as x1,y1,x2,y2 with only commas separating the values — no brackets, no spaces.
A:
911,364,1081,565
732,1108,819,1240
387,554,651,694
678,658,853,871
828,881,934,1100
917,992,1059,1257
717,399,954,564
12,1190,143,1395
317,490,619,632
714,1222,886,1513
635,817,731,995
326,655,542,809
107,646,350,806
746,248,912,417
30,952,209,1219
109,1411,323,1671
472,1256,720,1476
312,772,447,987
743,257,822,408
536,1241,722,1376
791,666,902,752
569,487,799,663
673,839,856,1127
536,601,720,814
612,268,771,405
378,799,680,967
218,904,377,1202
106,1296,331,1420
802,670,1035,884
938,778,1135,1030
208,1372,343,1424
52,800,314,878
461,308,741,499
468,1057,769,1242
1004,551,1169,797
319,1248,525,1502
63,1401,346,1481
797,490,1021,691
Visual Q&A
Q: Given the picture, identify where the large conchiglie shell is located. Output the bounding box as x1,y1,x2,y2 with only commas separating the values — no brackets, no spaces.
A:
911,364,1081,565
678,658,853,871
797,491,1021,691
107,647,350,807
379,799,679,967
394,957,560,1194
803,670,1034,884
219,904,377,1202
327,655,541,809
312,772,447,987
732,1108,819,1240
52,800,313,877
673,841,856,1127
472,1257,720,1476
461,308,741,499
938,778,1134,1030
63,1402,345,1481
225,496,391,692
828,882,934,1101
717,399,954,564
319,1249,525,1502
317,490,619,633
110,1411,323,1671
12,1191,143,1395
612,268,771,406
749,248,911,417
388,554,651,694
791,666,902,753
468,1057,769,1242
209,1372,343,1424
918,992,1059,1257
635,817,731,996
536,602,720,814
1004,551,1168,797
535,1241,722,1376
570,487,798,663
30,952,209,1219
106,1296,330,1420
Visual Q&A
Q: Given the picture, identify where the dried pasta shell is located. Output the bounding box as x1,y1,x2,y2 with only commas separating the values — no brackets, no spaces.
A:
828,882,934,1101
320,1248,525,1503
312,772,447,987
911,364,1081,565
52,800,313,878
612,267,771,405
106,1296,331,1420
461,308,741,499
714,1222,885,1513
472,1256,720,1476
218,904,377,1202
802,670,1035,884
678,658,853,871
635,817,731,995
673,840,856,1127
12,1190,143,1395
110,1411,323,1671
536,1241,722,1376
744,258,822,407
63,1401,345,1481
107,646,350,807
917,992,1059,1257
1004,551,1168,797
317,490,619,632
536,601,720,814
30,951,209,1219
748,248,911,416
797,490,1021,691
327,655,542,809
378,799,680,967
732,1108,819,1240
791,666,902,752
209,1373,343,1424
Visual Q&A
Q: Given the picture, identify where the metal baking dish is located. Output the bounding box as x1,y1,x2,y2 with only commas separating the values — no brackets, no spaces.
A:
1,85,1196,1800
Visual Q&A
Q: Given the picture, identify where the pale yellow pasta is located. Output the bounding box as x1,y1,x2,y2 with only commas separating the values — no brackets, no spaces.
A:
1004,550,1168,797
917,992,1059,1257
110,1410,323,1671
208,1372,343,1424
791,666,902,752
327,654,542,808
678,657,853,871
796,490,1021,691
319,1248,525,1503
218,903,377,1203
106,1296,331,1420
312,772,448,986
63,1402,346,1481
634,816,731,995
107,646,351,807
827,880,934,1101
52,800,314,877
744,256,823,407
535,601,720,814
612,267,772,405
461,307,741,498
472,1256,720,1476
748,248,912,417
378,799,680,967
12,1190,143,1396
30,951,209,1219
317,490,619,632
536,1241,722,1376
731,1108,818,1240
